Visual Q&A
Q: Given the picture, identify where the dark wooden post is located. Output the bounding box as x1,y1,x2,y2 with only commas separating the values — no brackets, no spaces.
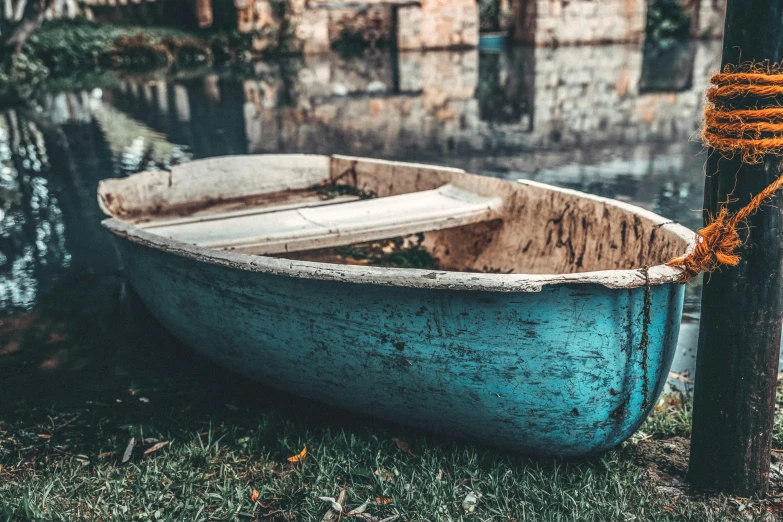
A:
688,0,783,497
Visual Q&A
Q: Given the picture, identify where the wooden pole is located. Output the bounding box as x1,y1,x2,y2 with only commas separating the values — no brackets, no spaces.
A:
688,0,783,497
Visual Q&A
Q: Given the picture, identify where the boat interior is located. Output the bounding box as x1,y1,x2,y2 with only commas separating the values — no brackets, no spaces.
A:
98,154,691,275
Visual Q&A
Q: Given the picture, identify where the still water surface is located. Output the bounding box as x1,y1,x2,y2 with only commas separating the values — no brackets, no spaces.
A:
0,42,735,406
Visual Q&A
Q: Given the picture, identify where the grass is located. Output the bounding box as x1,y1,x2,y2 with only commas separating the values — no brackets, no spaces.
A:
0,400,730,522
0,277,779,521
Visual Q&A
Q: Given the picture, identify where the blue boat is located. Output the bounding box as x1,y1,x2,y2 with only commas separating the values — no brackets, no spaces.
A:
478,32,508,51
98,154,694,456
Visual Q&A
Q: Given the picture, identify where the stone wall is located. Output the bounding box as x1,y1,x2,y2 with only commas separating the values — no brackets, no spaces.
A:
327,7,394,47
237,41,721,162
288,4,396,54
513,0,648,45
98,42,719,171
241,0,477,53
9,0,727,51
694,0,725,38
397,0,478,50
511,0,726,46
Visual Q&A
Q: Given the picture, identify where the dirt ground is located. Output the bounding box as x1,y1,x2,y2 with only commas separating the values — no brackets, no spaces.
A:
626,437,783,520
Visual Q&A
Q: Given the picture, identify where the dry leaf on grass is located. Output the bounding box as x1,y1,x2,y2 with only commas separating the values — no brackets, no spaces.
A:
462,492,478,512
374,469,395,483
391,438,415,457
287,445,307,463
320,486,348,522
121,437,135,463
251,489,260,502
143,441,169,456
318,497,342,516
668,371,694,384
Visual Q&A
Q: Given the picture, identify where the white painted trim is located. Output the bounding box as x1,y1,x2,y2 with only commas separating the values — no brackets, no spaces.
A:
103,216,692,292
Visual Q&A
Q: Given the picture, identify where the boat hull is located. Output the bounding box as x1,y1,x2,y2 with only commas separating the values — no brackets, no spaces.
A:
115,237,683,457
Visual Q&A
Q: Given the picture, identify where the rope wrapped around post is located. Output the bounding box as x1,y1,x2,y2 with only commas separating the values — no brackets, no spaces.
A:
667,63,783,281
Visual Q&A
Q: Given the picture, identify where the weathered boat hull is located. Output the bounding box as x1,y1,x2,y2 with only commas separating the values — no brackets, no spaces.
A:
114,236,683,456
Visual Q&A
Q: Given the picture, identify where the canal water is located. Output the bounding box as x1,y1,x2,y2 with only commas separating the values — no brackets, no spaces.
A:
0,41,736,409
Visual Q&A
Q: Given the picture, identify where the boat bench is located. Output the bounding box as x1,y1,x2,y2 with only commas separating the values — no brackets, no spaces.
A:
142,184,501,255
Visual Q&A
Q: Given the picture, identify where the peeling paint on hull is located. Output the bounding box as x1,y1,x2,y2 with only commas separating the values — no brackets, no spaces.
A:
115,237,683,456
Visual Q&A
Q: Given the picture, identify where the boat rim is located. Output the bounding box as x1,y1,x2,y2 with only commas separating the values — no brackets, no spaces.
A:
101,179,696,293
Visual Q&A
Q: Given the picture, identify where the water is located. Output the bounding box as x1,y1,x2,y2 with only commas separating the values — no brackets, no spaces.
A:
0,41,728,406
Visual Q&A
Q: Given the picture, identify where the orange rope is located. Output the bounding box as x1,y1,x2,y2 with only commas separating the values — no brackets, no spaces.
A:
706,107,783,123
711,72,783,85
667,62,783,281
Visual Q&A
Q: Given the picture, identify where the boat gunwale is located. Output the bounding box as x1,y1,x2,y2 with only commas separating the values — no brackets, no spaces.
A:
100,172,696,293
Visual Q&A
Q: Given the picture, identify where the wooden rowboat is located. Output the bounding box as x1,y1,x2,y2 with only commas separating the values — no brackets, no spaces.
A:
98,154,694,456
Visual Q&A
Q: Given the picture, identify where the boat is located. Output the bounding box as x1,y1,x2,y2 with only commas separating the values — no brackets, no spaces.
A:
478,32,508,52
98,154,694,456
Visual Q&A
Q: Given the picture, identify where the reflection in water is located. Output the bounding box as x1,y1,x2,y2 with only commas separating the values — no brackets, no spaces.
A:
0,112,70,312
0,41,737,392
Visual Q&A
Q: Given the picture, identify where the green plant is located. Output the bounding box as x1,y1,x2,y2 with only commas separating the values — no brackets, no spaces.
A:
646,0,692,42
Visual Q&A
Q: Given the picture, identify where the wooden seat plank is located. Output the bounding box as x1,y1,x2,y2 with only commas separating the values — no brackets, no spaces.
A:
148,184,501,255
139,193,360,230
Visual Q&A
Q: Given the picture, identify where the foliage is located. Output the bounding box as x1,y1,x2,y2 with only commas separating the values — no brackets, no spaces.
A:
25,18,211,74
0,53,50,103
206,30,254,64
478,0,501,33
0,19,265,104
639,392,693,440
646,0,692,43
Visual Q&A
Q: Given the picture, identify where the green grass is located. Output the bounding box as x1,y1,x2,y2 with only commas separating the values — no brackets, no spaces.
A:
0,278,778,521
0,402,736,521
637,392,693,441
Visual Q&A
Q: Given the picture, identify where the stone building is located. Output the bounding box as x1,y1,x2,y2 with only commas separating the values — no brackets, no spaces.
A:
4,0,726,54
234,0,726,51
